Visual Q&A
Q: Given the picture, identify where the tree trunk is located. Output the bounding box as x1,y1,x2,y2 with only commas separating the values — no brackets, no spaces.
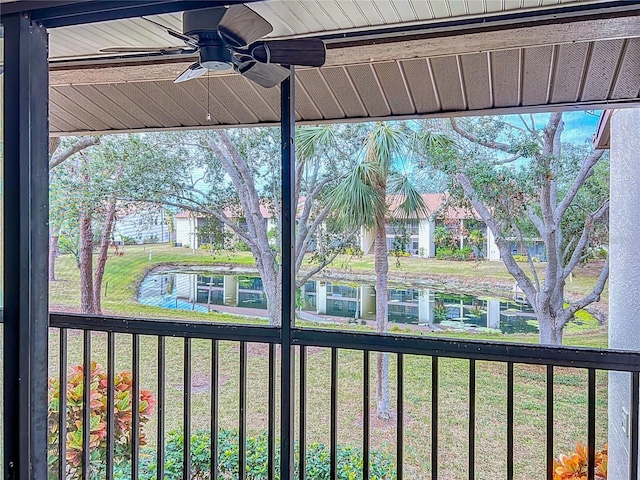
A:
374,224,391,419
261,262,281,326
79,211,95,315
538,317,563,345
49,231,59,281
93,201,117,315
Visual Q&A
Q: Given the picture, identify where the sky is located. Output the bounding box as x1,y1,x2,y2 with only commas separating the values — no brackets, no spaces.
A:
505,110,602,145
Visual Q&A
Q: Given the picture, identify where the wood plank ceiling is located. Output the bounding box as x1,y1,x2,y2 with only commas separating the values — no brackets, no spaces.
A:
45,0,640,135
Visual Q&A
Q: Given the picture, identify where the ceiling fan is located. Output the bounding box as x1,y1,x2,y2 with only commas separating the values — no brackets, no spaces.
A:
101,5,326,88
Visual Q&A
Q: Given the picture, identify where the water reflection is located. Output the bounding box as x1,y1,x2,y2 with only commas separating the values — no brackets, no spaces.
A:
139,270,540,334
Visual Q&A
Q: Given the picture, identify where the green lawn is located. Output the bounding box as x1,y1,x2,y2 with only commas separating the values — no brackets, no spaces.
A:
48,244,610,479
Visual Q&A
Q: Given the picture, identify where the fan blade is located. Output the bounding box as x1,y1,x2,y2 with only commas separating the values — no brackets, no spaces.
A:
174,63,207,83
218,4,273,48
142,17,199,47
250,38,326,67
236,61,290,89
100,46,190,54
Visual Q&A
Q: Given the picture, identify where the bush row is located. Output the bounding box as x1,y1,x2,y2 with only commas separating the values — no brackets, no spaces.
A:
435,246,474,260
108,429,395,480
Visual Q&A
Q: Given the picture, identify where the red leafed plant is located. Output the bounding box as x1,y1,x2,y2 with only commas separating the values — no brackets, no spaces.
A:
47,362,156,479
554,442,608,480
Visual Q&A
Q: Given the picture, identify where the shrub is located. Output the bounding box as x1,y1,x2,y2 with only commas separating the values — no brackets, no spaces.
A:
388,250,410,257
120,234,137,245
553,442,607,479
47,362,156,480
436,246,474,261
130,429,396,480
512,254,529,262
234,240,251,252
344,246,363,257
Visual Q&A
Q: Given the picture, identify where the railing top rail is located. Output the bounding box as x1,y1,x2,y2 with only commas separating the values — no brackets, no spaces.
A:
50,313,280,344
50,314,640,372
292,328,640,372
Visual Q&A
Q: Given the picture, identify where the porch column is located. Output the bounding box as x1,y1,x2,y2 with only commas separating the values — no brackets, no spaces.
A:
280,66,296,480
3,13,50,479
486,227,501,261
418,219,435,257
360,226,375,254
608,108,640,480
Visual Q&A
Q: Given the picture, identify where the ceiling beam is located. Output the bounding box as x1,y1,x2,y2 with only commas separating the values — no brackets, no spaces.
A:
1,0,261,28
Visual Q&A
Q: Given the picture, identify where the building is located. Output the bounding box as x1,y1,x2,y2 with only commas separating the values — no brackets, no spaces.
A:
112,207,175,245
360,194,546,261
174,206,277,249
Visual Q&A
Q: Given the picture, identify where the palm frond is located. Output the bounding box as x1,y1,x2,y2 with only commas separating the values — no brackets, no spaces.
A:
328,162,386,229
296,126,335,160
388,172,429,221
364,122,407,174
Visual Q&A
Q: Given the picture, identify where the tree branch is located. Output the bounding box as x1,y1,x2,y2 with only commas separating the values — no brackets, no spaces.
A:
49,136,100,170
554,149,605,222
450,118,514,153
559,255,609,327
563,199,609,277
514,223,540,292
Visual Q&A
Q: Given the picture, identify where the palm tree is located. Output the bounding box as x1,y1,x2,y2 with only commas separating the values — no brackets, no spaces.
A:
433,225,452,250
328,122,435,418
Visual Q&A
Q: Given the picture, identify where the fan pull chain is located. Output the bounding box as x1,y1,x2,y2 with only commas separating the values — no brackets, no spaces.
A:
206,71,212,122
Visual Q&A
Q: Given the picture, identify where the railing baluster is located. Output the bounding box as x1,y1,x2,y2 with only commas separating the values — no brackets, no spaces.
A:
239,341,247,479
432,356,439,480
363,350,370,480
132,334,140,480
397,353,404,480
331,347,338,480
299,345,307,480
106,331,115,480
587,368,596,480
469,359,476,480
630,372,639,480
183,337,191,480
507,362,514,480
157,336,166,480
546,365,554,480
82,330,91,480
211,340,219,480
59,328,68,480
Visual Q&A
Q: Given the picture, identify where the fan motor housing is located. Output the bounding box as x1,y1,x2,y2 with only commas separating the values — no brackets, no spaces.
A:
183,7,227,39
199,45,233,70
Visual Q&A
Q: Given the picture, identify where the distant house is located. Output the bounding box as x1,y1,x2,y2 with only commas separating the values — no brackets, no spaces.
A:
175,195,546,261
175,206,277,249
113,207,174,245
360,194,545,261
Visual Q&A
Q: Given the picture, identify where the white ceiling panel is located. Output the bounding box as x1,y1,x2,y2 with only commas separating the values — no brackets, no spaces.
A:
408,0,435,19
47,0,596,61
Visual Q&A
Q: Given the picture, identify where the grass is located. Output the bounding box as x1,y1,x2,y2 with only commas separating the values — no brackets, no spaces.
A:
48,244,611,479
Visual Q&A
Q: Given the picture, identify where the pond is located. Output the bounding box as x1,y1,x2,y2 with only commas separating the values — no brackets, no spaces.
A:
139,269,548,334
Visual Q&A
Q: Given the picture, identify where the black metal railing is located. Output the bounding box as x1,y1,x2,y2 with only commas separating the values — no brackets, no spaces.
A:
49,312,640,480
